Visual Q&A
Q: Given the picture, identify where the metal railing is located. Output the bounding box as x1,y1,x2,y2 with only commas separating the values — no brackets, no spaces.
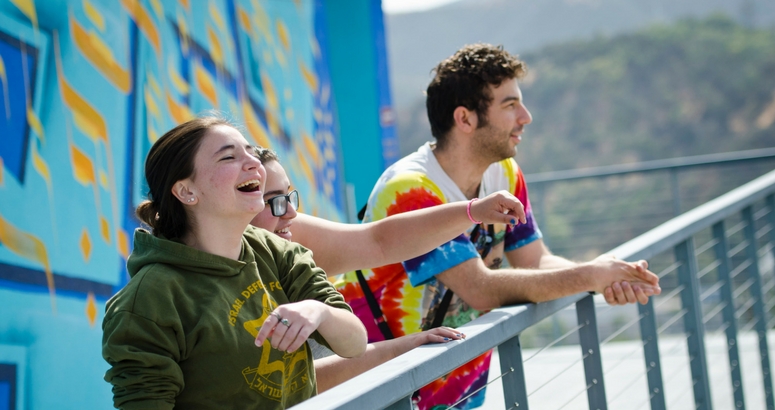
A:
293,168,775,410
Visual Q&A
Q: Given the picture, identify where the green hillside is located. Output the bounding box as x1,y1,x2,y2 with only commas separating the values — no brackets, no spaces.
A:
518,14,775,173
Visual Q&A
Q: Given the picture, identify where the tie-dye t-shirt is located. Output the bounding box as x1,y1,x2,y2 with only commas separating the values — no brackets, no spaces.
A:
333,143,541,410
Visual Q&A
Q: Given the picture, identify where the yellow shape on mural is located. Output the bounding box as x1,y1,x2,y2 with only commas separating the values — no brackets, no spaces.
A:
209,1,226,33
83,0,105,32
207,26,224,69
150,0,164,20
168,61,190,96
85,292,97,327
10,0,37,27
298,58,318,96
147,71,162,98
144,86,160,119
70,143,96,186
121,0,161,56
310,35,320,59
27,107,45,143
117,228,129,259
70,16,132,93
56,48,108,143
238,7,251,32
274,47,287,67
179,0,190,10
260,71,278,111
0,211,54,306
100,216,111,244
177,11,189,56
98,169,109,189
0,55,9,119
242,99,271,149
250,1,272,41
31,142,52,188
166,89,193,124
294,144,314,187
302,131,321,169
147,117,159,143
194,61,218,107
80,227,92,262
276,19,291,51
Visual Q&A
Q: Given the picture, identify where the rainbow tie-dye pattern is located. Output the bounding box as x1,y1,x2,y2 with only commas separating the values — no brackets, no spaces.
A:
334,143,542,410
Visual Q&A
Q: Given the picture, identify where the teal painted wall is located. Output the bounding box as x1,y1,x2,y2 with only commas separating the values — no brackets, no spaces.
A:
0,0,387,408
323,0,397,212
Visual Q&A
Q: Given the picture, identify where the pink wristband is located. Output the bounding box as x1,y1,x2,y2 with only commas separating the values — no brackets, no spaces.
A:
467,198,482,224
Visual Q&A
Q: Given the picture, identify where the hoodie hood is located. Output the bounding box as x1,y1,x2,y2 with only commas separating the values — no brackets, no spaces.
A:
127,228,254,278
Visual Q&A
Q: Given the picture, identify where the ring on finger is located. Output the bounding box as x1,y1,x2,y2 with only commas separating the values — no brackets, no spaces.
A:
280,318,291,327
270,311,282,321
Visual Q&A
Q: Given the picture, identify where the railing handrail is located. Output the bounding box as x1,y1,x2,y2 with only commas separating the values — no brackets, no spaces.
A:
524,147,775,184
293,168,775,410
292,293,588,410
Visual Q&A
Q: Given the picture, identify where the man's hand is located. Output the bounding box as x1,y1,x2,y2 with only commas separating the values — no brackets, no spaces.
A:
587,255,661,305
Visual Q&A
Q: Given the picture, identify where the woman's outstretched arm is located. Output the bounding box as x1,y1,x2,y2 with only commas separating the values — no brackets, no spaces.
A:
292,190,525,275
314,327,465,392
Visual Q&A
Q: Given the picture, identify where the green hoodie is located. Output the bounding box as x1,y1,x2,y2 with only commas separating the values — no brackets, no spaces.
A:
102,226,351,410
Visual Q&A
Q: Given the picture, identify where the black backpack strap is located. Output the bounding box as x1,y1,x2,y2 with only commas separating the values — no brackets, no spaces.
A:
355,269,394,340
429,289,454,329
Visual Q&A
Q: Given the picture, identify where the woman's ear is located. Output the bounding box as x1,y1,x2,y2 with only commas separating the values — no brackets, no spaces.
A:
453,106,478,134
172,180,197,205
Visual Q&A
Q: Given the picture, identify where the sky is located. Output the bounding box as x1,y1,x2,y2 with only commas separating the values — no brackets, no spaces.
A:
381,0,463,14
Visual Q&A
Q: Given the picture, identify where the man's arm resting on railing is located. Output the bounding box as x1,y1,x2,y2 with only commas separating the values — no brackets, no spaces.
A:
505,239,660,305
437,240,660,311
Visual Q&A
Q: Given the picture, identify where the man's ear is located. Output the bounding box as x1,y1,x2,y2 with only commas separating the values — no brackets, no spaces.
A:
172,180,197,205
452,106,478,134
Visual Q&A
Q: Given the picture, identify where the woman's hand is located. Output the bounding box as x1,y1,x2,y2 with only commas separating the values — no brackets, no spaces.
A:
413,326,465,344
255,300,328,353
470,190,527,226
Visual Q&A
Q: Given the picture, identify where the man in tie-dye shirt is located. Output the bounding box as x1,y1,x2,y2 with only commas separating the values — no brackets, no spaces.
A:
334,44,661,410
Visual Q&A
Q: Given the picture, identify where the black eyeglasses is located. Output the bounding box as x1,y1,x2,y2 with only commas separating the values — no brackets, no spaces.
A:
265,190,299,217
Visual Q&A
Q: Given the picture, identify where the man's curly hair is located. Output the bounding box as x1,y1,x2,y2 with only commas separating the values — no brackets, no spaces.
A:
426,44,527,147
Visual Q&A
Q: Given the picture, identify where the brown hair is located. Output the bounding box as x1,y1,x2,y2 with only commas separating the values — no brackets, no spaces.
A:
426,44,527,149
136,116,235,239
255,146,279,164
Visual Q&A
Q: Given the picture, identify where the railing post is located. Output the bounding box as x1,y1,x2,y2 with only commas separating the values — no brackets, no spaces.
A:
670,168,682,216
712,221,746,409
638,299,666,410
384,396,412,410
576,294,607,410
742,206,775,410
674,238,713,410
499,335,529,410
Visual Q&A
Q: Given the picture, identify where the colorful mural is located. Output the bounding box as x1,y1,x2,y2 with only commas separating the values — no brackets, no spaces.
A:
0,0,386,408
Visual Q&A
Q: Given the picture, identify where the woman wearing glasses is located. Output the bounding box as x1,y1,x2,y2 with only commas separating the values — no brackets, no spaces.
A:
249,147,527,392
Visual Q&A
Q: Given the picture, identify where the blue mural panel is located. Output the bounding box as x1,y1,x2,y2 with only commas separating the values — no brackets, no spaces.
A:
0,1,368,408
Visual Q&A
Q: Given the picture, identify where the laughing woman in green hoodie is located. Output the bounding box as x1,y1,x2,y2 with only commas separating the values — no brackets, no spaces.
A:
102,117,367,410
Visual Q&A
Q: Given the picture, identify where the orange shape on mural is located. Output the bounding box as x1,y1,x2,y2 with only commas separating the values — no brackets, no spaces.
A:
80,227,92,262
194,63,218,107
69,143,96,186
70,15,131,93
117,228,129,259
85,292,98,327
120,0,160,56
100,216,111,244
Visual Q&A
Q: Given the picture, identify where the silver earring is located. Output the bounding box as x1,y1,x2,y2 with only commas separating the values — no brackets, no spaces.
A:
188,198,195,203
